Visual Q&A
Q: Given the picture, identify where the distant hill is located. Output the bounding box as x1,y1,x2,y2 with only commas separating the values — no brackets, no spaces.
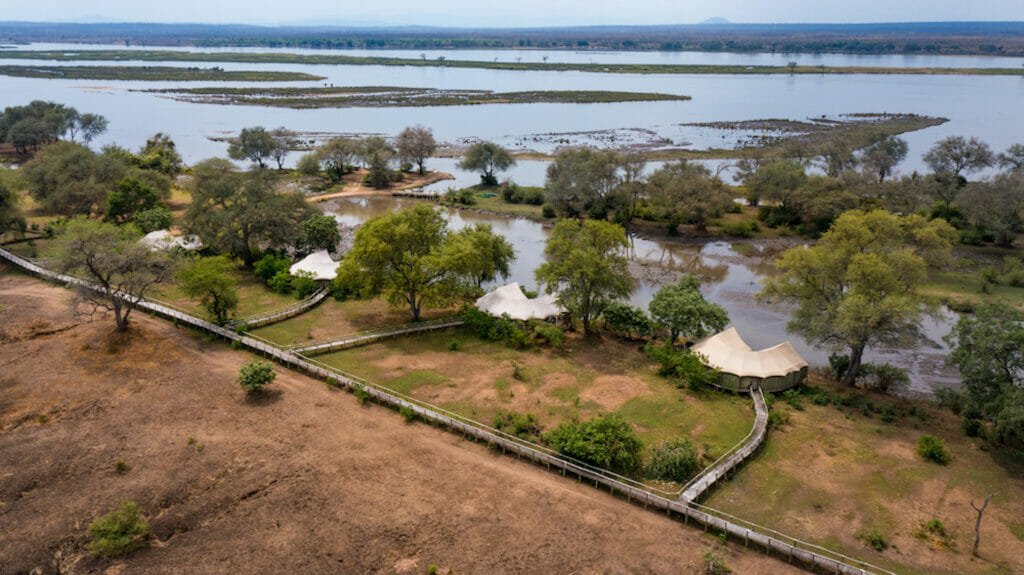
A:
1,21,1023,56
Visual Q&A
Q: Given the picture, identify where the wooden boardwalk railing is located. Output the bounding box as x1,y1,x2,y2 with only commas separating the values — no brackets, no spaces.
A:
0,246,894,575
287,317,464,355
226,286,329,330
679,387,770,503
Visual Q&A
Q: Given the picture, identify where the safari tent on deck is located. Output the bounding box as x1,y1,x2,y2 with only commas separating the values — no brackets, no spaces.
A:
691,327,808,393
475,282,564,321
289,250,338,281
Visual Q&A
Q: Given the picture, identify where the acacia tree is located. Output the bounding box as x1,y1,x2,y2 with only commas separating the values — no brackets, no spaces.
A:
48,217,175,331
449,223,516,289
228,126,276,168
269,127,298,170
184,159,313,266
534,219,633,335
958,173,1024,247
859,135,908,183
342,205,492,321
395,125,437,175
544,149,622,218
178,256,238,324
317,137,359,182
759,210,956,384
924,136,995,177
458,140,515,185
649,275,728,342
22,141,108,217
646,160,734,232
998,143,1024,173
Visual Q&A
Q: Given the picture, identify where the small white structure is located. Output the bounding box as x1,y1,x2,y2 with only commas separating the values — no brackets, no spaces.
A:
140,229,202,252
691,327,808,392
289,250,338,281
475,282,564,321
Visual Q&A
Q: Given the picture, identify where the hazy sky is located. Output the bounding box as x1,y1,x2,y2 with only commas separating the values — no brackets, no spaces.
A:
4,0,1023,27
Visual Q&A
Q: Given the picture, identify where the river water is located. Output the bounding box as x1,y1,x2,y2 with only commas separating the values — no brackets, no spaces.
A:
325,195,959,396
2,43,984,393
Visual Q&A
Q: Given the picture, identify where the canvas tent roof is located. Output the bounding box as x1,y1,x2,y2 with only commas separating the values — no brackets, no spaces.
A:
289,250,338,281
140,229,202,252
475,282,564,321
691,327,808,379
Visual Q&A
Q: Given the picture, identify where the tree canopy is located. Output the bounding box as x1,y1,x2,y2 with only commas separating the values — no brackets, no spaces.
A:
859,135,908,183
178,256,239,324
227,126,277,168
184,159,313,266
47,217,175,331
341,205,506,321
458,141,515,186
534,219,632,335
648,275,728,342
395,125,437,175
300,213,342,254
0,101,106,152
759,209,955,384
946,303,1024,446
0,177,26,237
646,160,734,232
544,148,622,218
449,223,516,289
923,136,994,177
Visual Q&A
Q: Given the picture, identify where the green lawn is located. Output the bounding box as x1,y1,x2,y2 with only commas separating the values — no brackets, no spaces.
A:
154,260,296,320
313,327,754,467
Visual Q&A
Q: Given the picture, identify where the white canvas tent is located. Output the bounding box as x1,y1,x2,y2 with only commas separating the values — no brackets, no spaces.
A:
140,229,202,252
691,327,808,392
289,250,338,281
475,282,564,321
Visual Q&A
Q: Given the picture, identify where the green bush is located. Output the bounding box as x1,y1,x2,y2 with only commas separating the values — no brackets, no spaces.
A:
768,406,792,428
268,271,293,294
132,205,173,233
541,203,556,218
354,384,371,405
87,501,148,557
644,343,719,390
523,188,546,206
292,271,319,299
602,302,652,340
701,548,732,574
400,405,417,422
720,220,759,238
782,389,804,410
530,321,566,347
917,434,951,464
859,362,910,393
493,410,542,442
543,414,643,474
500,181,522,203
829,353,850,381
254,253,290,283
962,416,982,437
645,438,702,483
856,528,889,551
237,360,276,393
296,152,321,176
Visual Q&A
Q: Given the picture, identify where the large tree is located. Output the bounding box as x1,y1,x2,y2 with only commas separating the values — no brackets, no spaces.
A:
317,137,359,182
47,217,175,331
958,173,1024,247
646,160,734,232
395,125,437,175
178,255,239,324
22,141,108,216
269,127,298,170
998,143,1024,174
227,126,276,168
924,136,994,178
0,177,26,237
746,159,808,211
342,205,493,321
544,149,622,218
649,275,728,342
859,135,908,183
301,213,341,253
946,303,1024,446
184,159,313,266
534,219,633,335
759,209,956,384
104,177,163,225
458,141,515,186
137,133,182,176
449,223,517,289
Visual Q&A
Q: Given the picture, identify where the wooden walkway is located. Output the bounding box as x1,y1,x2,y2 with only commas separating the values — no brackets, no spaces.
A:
679,387,770,503
0,245,892,575
226,286,329,330
288,317,464,355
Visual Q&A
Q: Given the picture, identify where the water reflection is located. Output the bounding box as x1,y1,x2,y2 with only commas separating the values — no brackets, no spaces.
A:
324,195,959,395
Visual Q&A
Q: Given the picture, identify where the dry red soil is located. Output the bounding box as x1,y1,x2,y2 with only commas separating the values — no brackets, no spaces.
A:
0,265,800,574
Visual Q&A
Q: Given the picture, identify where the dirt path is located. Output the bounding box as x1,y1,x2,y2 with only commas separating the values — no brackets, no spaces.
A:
0,265,800,574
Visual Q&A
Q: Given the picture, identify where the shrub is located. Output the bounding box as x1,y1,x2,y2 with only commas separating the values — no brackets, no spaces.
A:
543,414,643,474
296,152,321,176
646,438,702,483
325,377,340,389
523,188,546,205
132,206,173,233
530,321,566,347
768,406,792,428
829,353,850,381
493,410,542,442
237,360,276,393
602,302,652,340
292,271,319,299
254,253,290,283
87,501,148,557
448,339,460,351
644,343,719,390
856,528,889,551
917,434,951,464
500,181,522,203
354,384,371,405
721,220,759,238
962,416,982,437
114,460,128,473
858,363,910,393
782,389,804,410
400,405,417,422
701,548,732,574
268,271,293,294
541,203,556,218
